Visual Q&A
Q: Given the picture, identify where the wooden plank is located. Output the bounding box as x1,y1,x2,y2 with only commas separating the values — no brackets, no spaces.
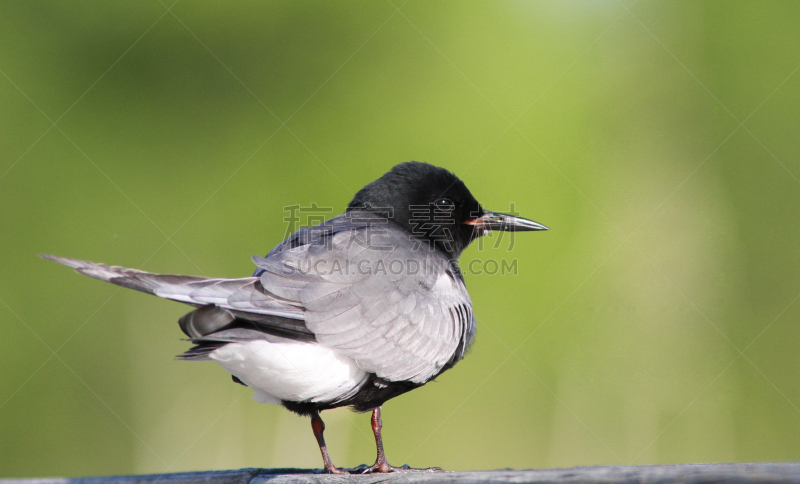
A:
3,464,800,484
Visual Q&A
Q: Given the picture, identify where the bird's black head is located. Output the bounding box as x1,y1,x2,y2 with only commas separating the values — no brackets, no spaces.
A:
347,161,547,259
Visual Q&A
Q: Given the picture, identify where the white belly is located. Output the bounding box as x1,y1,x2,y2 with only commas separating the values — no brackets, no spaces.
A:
209,341,368,405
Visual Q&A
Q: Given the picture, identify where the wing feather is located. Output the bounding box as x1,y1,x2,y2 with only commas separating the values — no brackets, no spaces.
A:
44,213,476,385
254,221,474,383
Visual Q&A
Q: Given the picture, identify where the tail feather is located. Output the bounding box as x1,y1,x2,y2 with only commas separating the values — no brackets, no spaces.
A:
41,254,307,320
41,254,313,343
40,254,207,297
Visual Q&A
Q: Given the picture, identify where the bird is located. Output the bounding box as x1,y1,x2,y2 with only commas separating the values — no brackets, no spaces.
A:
42,161,548,473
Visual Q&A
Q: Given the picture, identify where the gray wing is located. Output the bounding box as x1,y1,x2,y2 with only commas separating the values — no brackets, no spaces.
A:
254,225,475,384
40,255,311,340
43,218,476,384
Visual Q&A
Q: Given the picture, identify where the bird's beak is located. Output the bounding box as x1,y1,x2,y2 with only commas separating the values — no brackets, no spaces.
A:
464,210,549,232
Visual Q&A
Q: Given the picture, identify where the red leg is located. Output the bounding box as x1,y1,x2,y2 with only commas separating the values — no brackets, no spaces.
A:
369,406,393,472
358,407,442,473
310,411,348,474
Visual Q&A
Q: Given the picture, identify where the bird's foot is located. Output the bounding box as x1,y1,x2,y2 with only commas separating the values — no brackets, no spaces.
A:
321,466,350,475
353,463,443,474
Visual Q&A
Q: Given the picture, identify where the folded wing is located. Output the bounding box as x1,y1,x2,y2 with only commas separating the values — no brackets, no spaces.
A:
42,216,476,385
40,254,311,341
254,223,475,384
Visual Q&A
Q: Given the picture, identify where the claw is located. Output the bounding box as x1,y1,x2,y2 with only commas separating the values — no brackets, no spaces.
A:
358,463,441,474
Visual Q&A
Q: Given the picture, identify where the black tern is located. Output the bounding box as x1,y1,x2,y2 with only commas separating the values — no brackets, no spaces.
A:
43,161,548,473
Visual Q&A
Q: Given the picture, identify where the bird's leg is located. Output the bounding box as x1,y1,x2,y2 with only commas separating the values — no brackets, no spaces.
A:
368,406,394,472
310,411,348,474
356,407,441,473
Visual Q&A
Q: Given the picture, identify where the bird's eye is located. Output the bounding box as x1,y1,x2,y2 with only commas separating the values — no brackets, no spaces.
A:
434,198,455,211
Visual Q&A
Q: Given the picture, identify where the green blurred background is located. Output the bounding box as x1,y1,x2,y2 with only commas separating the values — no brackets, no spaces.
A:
2,0,800,477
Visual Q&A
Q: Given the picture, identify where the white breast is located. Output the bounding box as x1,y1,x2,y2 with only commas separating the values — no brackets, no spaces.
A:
209,341,368,405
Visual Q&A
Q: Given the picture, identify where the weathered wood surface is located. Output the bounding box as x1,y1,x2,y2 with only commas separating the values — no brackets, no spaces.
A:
3,464,800,484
